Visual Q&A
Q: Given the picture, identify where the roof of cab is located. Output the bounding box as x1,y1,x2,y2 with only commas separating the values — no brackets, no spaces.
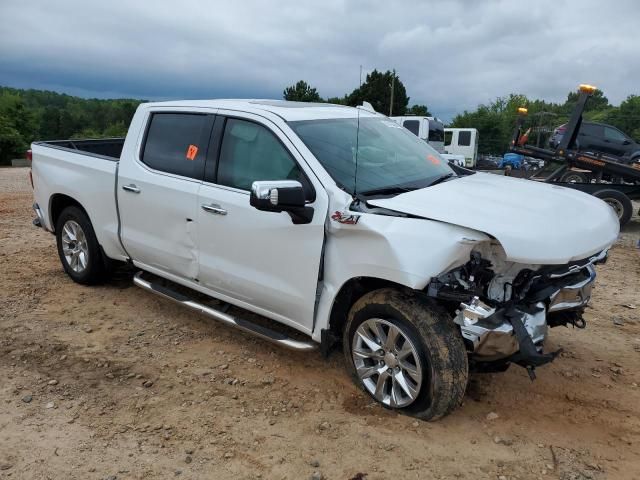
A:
141,99,382,121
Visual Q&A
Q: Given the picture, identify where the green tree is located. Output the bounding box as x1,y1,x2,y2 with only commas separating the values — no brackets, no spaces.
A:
563,88,609,113
0,86,143,164
450,94,536,154
407,104,431,116
0,114,24,164
283,80,323,102
326,96,348,105
40,106,61,139
602,94,640,139
346,70,409,116
103,121,128,137
0,92,38,140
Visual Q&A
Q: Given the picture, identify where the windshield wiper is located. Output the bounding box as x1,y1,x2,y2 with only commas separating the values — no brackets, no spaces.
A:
359,173,458,197
427,173,457,187
358,185,418,197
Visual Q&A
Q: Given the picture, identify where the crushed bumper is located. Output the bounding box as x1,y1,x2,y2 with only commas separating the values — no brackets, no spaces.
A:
548,265,596,312
455,252,602,377
456,300,548,360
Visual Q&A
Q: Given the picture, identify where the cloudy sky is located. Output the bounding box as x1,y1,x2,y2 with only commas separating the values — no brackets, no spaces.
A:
1,0,638,120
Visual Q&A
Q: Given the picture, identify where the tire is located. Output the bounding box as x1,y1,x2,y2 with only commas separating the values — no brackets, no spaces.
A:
343,288,469,421
560,171,590,183
55,206,108,285
593,189,633,227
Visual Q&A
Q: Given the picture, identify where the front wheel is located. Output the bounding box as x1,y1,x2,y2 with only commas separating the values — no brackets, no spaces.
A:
343,288,469,421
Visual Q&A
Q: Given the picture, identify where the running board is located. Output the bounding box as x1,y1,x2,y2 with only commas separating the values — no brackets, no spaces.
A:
133,272,317,352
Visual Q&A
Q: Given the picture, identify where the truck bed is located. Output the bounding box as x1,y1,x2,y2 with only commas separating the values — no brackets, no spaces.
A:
35,138,125,161
31,138,127,262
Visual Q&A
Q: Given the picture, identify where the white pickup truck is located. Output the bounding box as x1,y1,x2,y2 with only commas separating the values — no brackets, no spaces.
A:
31,100,619,420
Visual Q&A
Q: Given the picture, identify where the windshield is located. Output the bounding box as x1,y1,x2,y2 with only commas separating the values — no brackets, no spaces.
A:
289,117,454,195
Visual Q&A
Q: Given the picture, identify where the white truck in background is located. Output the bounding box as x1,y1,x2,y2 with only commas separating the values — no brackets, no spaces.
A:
30,99,618,420
391,116,466,166
445,128,479,168
390,116,446,153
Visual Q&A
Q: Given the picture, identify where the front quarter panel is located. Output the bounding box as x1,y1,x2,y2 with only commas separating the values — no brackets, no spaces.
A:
313,213,489,340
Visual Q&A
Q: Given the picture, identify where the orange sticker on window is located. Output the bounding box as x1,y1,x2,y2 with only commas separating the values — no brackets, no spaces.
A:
186,144,199,160
427,154,440,165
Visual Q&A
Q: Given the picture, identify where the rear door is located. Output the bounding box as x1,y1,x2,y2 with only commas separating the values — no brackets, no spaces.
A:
118,110,214,280
196,112,328,334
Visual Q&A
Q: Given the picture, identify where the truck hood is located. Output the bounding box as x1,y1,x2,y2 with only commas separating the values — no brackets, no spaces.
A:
368,172,619,264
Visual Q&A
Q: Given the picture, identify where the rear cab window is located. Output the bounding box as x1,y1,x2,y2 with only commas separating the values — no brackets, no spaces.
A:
141,112,212,180
403,119,420,136
457,131,471,146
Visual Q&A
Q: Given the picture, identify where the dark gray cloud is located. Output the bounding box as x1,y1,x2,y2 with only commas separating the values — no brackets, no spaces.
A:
1,0,638,120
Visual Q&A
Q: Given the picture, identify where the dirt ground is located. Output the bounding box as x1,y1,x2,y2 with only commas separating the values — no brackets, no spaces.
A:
1,167,639,480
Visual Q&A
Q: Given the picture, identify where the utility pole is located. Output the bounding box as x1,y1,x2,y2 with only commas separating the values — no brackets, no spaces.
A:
359,65,363,87
532,111,557,147
389,70,395,116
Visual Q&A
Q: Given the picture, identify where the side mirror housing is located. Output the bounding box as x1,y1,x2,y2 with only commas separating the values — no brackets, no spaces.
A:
250,180,313,224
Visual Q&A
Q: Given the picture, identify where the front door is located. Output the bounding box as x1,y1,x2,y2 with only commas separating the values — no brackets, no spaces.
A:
197,113,328,334
603,126,630,157
118,110,213,280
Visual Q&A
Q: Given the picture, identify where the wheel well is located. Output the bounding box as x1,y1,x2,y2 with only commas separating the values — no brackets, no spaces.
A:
49,194,87,232
327,277,410,340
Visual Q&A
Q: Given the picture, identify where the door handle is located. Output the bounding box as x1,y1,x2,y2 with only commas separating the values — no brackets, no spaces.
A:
122,184,141,194
201,203,227,215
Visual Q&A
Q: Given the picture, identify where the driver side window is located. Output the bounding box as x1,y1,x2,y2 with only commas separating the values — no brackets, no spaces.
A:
217,118,310,196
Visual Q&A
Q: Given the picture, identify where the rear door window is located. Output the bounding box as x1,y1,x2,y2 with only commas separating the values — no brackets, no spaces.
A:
580,123,602,137
403,120,420,136
141,113,211,179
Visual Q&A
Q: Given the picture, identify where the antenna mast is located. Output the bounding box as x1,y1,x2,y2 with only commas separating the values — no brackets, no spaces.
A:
389,70,395,116
354,105,361,196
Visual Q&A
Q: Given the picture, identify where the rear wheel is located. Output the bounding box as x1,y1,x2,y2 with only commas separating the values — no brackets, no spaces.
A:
343,288,468,421
55,206,108,284
593,189,633,227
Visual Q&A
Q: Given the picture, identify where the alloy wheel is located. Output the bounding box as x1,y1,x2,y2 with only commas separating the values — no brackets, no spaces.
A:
61,220,89,273
352,318,423,408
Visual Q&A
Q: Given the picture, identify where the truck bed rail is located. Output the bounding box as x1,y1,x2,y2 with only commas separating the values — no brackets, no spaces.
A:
34,137,125,161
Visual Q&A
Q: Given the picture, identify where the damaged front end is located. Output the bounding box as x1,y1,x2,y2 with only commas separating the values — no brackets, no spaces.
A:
427,244,607,379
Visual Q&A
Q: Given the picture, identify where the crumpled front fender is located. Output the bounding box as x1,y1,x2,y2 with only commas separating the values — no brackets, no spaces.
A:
312,213,489,340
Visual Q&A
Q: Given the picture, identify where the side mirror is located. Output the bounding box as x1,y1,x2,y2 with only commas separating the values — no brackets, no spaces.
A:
250,180,313,224
623,139,631,145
